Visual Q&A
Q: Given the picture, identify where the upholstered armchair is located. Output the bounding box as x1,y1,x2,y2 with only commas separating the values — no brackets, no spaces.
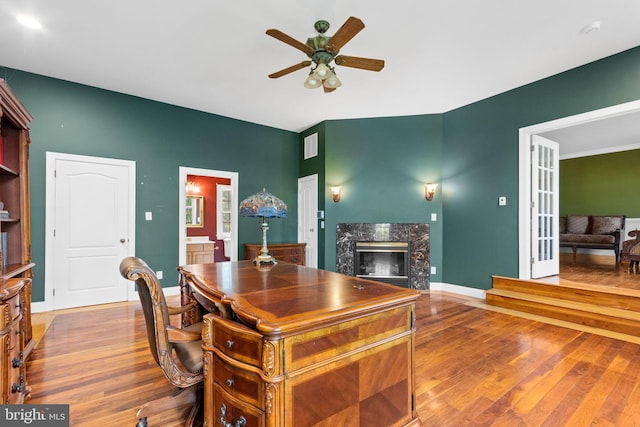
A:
622,230,640,273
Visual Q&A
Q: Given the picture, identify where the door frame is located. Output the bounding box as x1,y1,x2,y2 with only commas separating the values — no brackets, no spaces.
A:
518,99,640,279
44,152,137,311
178,167,239,264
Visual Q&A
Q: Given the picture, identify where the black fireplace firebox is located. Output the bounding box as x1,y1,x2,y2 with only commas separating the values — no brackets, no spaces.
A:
354,241,410,288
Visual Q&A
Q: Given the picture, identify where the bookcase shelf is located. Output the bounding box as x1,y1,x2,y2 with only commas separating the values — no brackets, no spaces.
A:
0,79,34,364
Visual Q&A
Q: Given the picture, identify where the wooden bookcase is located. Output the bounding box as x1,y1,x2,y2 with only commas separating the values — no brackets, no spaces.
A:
0,79,35,356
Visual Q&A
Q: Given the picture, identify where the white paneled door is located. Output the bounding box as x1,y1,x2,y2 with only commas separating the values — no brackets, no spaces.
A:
530,135,559,278
298,174,318,268
46,153,135,310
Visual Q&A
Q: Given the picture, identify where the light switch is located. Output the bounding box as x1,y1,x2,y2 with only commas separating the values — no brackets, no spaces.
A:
431,213,437,221
145,211,153,220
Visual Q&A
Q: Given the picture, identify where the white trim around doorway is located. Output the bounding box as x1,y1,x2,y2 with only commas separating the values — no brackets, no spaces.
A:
518,99,640,279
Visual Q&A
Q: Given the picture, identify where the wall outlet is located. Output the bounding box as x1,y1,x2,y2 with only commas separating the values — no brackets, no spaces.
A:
430,266,436,275
145,211,153,220
156,271,163,279
499,196,507,206
431,213,437,221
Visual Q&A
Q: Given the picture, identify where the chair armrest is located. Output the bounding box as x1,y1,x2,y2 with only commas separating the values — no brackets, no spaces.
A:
166,325,201,343
167,301,198,315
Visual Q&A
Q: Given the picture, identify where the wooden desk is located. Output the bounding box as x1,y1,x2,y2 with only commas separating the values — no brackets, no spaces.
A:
178,261,422,427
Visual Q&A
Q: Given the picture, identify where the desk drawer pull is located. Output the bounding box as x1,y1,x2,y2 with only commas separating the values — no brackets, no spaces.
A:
226,378,234,388
226,340,234,349
220,403,246,427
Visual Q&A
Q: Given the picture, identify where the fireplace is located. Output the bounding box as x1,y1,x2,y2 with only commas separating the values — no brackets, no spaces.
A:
355,241,410,287
336,223,430,290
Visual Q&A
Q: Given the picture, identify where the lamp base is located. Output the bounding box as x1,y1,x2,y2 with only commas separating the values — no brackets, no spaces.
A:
253,254,277,265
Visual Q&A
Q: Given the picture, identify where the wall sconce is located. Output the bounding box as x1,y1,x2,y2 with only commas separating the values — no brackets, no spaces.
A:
424,183,438,201
330,186,341,203
186,181,200,194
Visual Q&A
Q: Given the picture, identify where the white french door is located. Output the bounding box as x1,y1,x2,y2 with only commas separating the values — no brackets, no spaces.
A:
530,135,560,278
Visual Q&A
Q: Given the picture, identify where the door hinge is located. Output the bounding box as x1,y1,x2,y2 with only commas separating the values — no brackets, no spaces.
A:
530,144,535,152
530,257,535,265
53,288,55,296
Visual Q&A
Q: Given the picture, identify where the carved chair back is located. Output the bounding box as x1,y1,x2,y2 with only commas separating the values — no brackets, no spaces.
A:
119,256,203,388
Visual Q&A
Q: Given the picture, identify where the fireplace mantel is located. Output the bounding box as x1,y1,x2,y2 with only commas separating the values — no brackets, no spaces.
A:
336,223,430,290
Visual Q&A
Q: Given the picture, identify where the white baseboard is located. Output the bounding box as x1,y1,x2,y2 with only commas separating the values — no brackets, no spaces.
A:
163,286,181,296
428,282,486,300
31,301,46,313
31,285,182,313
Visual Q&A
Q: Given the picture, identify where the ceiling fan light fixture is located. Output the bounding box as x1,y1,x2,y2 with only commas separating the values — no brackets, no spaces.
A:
323,71,342,89
313,62,331,79
304,73,322,89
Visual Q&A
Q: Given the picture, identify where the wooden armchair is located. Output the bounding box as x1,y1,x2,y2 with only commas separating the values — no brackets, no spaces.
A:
621,230,640,273
119,257,204,427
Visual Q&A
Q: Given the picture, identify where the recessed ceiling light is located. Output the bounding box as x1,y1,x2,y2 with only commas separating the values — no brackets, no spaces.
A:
16,15,43,30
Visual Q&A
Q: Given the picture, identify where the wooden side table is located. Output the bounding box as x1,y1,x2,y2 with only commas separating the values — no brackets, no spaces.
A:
244,243,306,265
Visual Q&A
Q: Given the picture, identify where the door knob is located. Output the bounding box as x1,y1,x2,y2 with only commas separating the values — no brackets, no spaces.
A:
309,228,314,232
120,238,126,243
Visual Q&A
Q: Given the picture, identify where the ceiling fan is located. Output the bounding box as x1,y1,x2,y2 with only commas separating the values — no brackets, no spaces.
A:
266,16,385,92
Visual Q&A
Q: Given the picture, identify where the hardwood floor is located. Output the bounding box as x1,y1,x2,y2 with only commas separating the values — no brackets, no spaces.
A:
554,253,640,291
27,285,640,426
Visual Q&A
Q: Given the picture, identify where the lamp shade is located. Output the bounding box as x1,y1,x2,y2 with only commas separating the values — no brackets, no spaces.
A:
239,188,287,218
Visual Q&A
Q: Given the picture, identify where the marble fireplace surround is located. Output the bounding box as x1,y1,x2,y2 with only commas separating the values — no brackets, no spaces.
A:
336,223,430,290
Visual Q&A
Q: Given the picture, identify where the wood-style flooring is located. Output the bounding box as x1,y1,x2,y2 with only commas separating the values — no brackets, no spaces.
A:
551,253,640,291
26,264,640,426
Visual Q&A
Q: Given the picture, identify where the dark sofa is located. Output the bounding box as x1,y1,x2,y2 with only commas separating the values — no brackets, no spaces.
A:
559,215,625,261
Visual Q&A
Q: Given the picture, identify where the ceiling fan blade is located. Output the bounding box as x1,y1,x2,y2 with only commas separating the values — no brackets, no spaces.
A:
325,16,365,54
268,61,312,79
266,29,315,56
335,55,385,71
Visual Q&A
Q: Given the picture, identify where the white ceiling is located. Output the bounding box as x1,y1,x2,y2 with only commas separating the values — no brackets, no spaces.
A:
1,1,640,154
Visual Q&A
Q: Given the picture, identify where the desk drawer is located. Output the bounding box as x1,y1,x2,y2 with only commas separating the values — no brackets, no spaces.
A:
214,383,264,427
207,316,264,368
0,294,21,330
213,354,263,409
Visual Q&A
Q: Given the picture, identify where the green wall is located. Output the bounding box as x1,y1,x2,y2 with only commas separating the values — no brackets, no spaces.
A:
442,46,640,289
321,115,444,281
560,149,640,216
1,68,300,301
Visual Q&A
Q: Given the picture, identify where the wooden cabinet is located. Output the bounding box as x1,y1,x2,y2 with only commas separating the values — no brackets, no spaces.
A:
244,243,306,265
0,80,34,357
186,243,215,264
179,261,422,427
0,278,31,404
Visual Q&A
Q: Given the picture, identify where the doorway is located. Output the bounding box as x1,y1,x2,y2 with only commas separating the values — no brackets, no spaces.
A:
178,167,238,265
518,99,640,280
44,152,136,310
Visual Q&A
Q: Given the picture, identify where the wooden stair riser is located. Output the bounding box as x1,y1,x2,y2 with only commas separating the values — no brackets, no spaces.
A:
486,292,640,337
491,276,640,312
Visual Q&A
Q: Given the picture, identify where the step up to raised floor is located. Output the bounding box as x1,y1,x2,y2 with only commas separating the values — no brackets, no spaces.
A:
487,276,640,337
